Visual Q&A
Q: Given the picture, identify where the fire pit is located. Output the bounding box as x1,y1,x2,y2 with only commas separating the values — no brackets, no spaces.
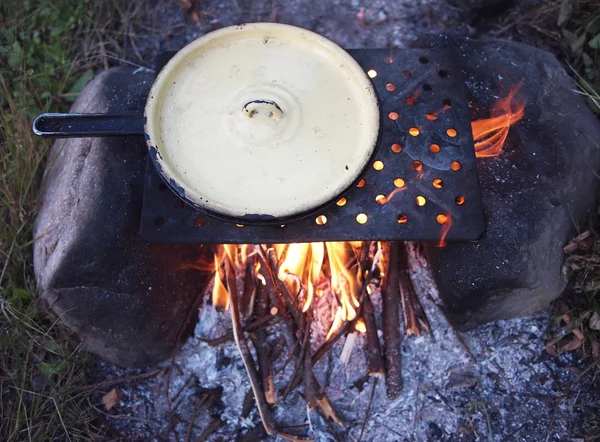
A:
32,21,600,442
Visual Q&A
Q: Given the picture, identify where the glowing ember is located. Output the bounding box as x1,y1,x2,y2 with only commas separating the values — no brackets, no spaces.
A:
355,318,367,334
471,83,525,158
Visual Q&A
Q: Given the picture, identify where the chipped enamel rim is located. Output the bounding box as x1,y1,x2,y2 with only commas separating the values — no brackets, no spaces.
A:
144,23,380,224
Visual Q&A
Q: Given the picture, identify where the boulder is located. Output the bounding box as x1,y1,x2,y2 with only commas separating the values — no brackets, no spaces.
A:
33,67,213,367
423,38,600,328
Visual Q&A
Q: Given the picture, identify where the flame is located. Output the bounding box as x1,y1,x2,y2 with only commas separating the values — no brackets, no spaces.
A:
382,187,406,205
437,213,452,247
355,318,367,334
471,83,525,158
406,89,421,106
212,244,238,309
426,104,451,121
212,241,368,339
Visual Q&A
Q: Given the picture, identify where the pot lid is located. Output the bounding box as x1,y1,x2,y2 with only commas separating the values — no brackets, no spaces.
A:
145,23,379,220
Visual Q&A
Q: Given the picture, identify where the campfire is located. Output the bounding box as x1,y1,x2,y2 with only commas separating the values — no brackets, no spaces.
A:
202,84,526,440
32,21,530,439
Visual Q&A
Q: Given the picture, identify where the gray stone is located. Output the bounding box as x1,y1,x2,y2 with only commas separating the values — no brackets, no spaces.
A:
33,67,213,367
423,38,600,328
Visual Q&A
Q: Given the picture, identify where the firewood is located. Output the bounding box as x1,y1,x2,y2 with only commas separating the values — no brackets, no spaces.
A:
363,293,384,378
303,315,344,429
251,283,276,404
197,313,280,346
397,242,430,335
382,242,403,399
225,256,276,436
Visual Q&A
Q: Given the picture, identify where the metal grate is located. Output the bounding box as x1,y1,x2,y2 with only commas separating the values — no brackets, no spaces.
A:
140,48,485,244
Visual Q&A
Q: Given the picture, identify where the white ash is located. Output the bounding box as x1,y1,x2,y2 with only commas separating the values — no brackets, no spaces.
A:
98,247,593,441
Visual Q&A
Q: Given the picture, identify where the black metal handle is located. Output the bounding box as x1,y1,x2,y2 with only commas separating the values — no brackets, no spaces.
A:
32,113,146,138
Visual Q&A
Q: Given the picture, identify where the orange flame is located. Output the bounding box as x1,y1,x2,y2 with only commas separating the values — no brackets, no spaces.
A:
383,187,406,205
437,213,452,247
406,89,421,106
471,83,525,158
212,242,374,340
212,244,238,309
426,104,451,121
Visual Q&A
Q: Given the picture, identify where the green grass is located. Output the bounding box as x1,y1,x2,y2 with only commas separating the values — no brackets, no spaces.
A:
0,0,143,439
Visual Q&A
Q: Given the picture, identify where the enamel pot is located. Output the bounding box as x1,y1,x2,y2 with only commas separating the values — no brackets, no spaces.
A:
33,23,380,225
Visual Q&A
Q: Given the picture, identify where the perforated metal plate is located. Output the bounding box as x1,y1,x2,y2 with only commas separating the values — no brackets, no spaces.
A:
140,48,485,244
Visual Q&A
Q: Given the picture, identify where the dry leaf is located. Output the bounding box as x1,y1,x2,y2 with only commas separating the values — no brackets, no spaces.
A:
102,388,122,411
591,339,600,360
590,312,600,331
559,336,583,353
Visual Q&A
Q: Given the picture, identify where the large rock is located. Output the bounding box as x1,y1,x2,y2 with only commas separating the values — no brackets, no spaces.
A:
33,67,213,367
423,38,600,328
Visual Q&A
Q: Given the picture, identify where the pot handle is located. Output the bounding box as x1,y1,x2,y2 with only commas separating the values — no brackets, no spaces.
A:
32,113,146,138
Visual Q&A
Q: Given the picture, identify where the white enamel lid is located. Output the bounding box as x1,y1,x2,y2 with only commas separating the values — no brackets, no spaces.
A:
145,23,379,220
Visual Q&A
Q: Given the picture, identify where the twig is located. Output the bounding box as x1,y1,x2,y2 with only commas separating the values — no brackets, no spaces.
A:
173,375,195,409
252,283,276,404
266,248,303,326
358,377,378,442
397,242,430,335
185,388,222,442
286,244,384,392
197,313,280,346
194,417,222,442
363,294,384,377
255,246,299,352
340,332,357,364
241,258,257,317
303,322,344,429
282,316,312,400
382,242,403,399
185,396,205,442
241,389,255,420
165,278,208,441
68,368,164,394
225,256,276,436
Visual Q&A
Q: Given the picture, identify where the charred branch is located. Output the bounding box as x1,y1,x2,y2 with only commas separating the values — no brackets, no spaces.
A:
252,283,276,404
397,242,430,335
224,256,276,436
363,293,384,378
197,313,279,346
303,318,344,429
255,246,299,351
382,242,403,399
241,258,257,317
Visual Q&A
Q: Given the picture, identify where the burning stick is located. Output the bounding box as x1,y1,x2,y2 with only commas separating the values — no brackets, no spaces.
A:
255,247,299,352
363,293,384,377
197,313,280,346
303,314,344,429
264,247,303,326
224,256,276,436
282,313,312,400
241,259,257,317
382,242,403,399
251,283,276,404
397,242,430,335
